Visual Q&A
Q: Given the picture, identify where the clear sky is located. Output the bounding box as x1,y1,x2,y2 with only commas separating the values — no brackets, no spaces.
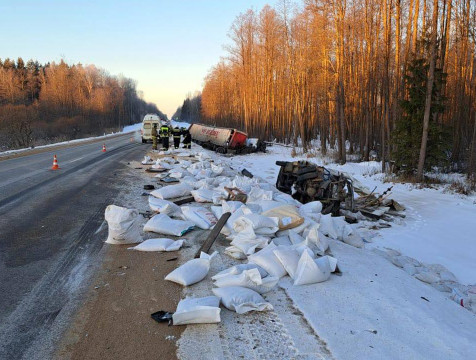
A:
0,0,273,118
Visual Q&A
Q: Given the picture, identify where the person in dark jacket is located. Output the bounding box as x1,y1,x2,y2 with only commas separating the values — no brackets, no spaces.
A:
182,129,191,149
172,126,181,149
159,124,170,150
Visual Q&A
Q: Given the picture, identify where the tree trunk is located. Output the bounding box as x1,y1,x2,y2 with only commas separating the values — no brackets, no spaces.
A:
416,0,438,180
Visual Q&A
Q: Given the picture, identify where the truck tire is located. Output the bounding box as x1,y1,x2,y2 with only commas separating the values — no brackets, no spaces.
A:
216,147,227,154
142,138,146,143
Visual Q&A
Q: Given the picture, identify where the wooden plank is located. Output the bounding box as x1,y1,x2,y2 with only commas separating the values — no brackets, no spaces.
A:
194,212,231,258
173,196,195,205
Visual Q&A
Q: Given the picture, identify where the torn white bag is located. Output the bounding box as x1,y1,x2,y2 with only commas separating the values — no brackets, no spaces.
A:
104,205,142,245
144,214,195,236
165,251,218,286
128,238,184,252
212,286,274,314
172,296,221,325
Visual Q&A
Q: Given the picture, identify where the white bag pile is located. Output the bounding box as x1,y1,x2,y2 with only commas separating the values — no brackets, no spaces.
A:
130,149,369,321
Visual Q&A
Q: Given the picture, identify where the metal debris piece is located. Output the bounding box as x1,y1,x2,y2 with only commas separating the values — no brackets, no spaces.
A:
275,161,354,215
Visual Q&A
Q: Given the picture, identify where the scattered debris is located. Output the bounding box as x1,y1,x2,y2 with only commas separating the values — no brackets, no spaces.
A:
151,310,174,325
143,184,155,190
275,161,354,215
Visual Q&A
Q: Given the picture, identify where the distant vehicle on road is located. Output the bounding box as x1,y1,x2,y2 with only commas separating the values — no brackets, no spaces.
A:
141,114,163,143
189,123,266,154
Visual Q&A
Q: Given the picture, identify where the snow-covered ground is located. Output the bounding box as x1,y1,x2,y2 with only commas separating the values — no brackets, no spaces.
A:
228,145,476,286
221,145,475,359
0,123,142,156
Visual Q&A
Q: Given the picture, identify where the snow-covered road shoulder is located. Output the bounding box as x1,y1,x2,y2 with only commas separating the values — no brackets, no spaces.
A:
282,239,476,360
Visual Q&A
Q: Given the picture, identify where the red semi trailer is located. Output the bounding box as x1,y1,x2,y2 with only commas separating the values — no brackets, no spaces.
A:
189,124,265,154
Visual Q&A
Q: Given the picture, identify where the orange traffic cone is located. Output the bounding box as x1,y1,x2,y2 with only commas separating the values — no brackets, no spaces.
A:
102,144,106,152
51,154,60,170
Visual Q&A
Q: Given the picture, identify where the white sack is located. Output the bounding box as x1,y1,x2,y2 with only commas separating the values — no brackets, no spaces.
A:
142,155,154,165
212,263,268,280
224,246,247,260
211,163,224,175
233,214,279,235
262,205,304,230
210,206,224,220
288,230,305,245
231,235,269,255
148,196,182,216
325,255,338,272
247,188,273,202
250,200,282,212
104,205,142,245
276,218,316,237
299,201,323,215
248,244,287,278
151,183,192,200
144,214,195,236
272,235,292,246
273,246,314,279
222,201,245,214
305,225,329,255
212,286,274,314
128,238,184,252
191,188,217,203
181,206,218,230
173,296,221,325
214,269,279,294
294,251,331,285
165,251,217,286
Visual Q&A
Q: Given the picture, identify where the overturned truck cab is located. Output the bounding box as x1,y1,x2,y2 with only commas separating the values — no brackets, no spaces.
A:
275,161,354,216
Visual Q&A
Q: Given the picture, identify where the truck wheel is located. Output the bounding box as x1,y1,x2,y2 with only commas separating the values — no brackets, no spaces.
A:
216,147,226,154
142,138,146,143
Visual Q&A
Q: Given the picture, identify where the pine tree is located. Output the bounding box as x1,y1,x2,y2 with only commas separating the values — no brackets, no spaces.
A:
392,53,449,174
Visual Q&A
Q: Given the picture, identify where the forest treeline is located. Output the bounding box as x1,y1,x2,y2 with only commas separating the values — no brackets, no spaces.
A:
172,92,202,124
0,58,164,150
200,0,476,179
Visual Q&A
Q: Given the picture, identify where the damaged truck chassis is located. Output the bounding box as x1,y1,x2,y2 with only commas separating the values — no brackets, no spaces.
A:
276,161,354,216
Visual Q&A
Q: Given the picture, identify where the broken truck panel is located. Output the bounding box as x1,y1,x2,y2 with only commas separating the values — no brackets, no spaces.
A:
275,160,354,216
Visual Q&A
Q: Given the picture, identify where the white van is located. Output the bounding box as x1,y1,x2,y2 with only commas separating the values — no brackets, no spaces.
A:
141,114,162,143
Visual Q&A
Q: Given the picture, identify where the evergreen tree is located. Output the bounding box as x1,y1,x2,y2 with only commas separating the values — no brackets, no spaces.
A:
392,54,450,174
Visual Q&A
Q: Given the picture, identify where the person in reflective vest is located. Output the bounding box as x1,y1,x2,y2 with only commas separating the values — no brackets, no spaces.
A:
173,127,181,149
182,129,191,149
159,124,170,150
151,123,158,150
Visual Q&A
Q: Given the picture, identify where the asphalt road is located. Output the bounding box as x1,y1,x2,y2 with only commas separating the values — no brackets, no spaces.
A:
0,134,148,360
